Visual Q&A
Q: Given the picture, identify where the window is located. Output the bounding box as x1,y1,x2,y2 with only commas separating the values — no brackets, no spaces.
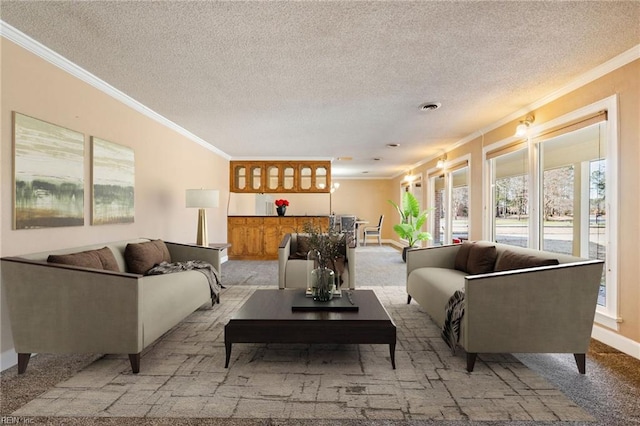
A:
539,122,607,302
429,157,470,245
429,173,446,246
400,174,425,245
484,96,618,329
490,148,529,247
451,167,469,242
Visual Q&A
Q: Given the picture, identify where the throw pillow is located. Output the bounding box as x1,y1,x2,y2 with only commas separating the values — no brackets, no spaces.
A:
295,235,311,258
454,241,474,272
466,243,498,275
494,250,559,272
124,239,171,274
48,247,119,272
95,247,120,272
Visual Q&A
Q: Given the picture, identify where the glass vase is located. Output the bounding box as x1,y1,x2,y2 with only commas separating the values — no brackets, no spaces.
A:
311,266,335,302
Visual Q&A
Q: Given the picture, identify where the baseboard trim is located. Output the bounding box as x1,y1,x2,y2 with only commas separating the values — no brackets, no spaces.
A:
385,240,405,249
592,325,640,360
1,348,18,372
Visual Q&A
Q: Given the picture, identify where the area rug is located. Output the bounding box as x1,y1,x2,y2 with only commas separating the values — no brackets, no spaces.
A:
10,285,593,422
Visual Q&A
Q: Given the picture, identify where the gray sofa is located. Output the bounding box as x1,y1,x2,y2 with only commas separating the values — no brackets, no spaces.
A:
406,242,604,373
1,238,221,374
278,233,356,289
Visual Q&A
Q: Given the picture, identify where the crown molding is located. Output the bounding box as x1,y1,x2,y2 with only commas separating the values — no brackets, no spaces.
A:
472,43,640,141
0,21,231,161
397,43,640,180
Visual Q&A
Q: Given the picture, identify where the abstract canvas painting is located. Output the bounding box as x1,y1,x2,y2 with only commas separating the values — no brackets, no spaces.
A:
91,137,134,225
13,112,85,229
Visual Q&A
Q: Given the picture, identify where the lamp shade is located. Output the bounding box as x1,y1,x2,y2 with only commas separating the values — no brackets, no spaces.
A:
515,123,528,137
186,189,219,208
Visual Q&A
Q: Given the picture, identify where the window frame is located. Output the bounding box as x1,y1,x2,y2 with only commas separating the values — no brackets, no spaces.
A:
483,95,620,330
429,154,471,245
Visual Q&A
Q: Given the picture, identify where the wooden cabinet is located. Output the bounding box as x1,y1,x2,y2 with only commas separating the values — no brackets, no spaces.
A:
227,217,264,259
228,216,329,260
230,161,331,193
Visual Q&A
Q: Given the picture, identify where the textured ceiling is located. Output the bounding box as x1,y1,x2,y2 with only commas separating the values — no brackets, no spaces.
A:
1,1,639,178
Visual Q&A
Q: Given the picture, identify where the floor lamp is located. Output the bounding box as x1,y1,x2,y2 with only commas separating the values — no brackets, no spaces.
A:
186,189,219,246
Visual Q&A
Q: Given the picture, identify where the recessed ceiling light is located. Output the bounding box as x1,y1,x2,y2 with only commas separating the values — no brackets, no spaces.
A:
386,143,400,148
362,171,369,174
373,157,382,161
420,102,441,111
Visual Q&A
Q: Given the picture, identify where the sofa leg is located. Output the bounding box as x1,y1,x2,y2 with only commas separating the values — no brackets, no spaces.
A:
574,353,586,374
17,353,31,374
466,353,477,372
129,353,140,374
407,295,412,304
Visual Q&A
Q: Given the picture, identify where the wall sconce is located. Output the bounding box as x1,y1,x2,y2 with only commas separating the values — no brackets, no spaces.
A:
186,189,219,246
436,154,447,169
404,173,417,182
515,115,535,137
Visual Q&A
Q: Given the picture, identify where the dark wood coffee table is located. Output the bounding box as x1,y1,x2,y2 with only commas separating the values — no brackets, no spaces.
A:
224,289,397,368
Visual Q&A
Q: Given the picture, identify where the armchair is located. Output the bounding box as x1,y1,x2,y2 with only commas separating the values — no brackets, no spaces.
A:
278,233,356,289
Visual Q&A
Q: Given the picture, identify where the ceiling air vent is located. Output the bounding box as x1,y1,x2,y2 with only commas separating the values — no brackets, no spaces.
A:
420,102,442,112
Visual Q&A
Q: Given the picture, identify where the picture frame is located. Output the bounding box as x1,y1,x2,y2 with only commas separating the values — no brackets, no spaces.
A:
13,112,85,229
91,136,135,225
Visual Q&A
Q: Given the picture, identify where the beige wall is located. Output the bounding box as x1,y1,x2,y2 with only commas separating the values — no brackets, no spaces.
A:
330,179,397,241
0,39,229,364
392,59,640,346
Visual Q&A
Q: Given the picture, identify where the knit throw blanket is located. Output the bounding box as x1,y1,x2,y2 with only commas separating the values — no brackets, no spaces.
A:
146,260,222,302
441,289,465,355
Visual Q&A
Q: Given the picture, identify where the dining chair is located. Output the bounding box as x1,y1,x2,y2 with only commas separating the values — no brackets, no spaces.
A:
339,215,356,242
362,215,384,246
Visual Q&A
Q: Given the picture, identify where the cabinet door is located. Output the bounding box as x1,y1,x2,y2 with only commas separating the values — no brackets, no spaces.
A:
263,218,281,257
250,165,263,192
227,217,246,257
231,164,248,192
283,165,296,190
299,165,312,190
244,218,264,256
266,165,280,191
228,217,264,258
315,165,328,191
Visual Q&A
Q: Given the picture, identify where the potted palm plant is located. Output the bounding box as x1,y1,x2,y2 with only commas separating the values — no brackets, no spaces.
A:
388,191,432,261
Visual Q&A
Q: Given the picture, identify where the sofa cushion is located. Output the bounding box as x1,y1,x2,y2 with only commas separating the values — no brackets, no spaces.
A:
495,250,560,272
466,243,497,275
48,247,120,272
125,239,171,274
454,241,474,272
295,235,311,258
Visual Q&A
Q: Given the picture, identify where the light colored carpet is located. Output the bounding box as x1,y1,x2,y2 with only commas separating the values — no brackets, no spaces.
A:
10,283,591,421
